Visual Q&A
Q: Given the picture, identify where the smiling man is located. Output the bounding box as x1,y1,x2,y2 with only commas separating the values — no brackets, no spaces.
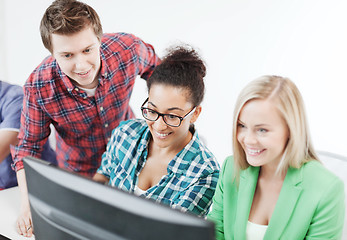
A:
11,0,159,237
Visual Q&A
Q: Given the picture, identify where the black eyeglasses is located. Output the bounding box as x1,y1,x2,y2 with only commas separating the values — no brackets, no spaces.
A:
141,98,196,127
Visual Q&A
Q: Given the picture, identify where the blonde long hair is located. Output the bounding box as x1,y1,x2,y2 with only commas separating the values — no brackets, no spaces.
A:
232,75,319,179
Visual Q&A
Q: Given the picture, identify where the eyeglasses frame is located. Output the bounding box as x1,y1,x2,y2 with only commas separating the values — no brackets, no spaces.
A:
140,98,196,127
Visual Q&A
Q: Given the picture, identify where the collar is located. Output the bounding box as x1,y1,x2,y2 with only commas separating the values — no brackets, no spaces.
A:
167,126,199,176
235,165,304,239
98,50,112,81
134,124,200,177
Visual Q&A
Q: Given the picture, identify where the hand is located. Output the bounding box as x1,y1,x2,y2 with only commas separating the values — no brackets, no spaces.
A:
93,172,109,184
16,169,33,237
16,202,33,237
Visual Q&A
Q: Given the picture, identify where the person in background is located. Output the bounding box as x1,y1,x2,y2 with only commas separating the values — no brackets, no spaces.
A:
93,45,220,216
0,80,56,190
11,0,159,237
208,75,345,239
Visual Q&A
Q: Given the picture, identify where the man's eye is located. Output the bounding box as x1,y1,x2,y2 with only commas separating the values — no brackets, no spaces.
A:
84,48,90,53
64,54,72,58
237,123,245,128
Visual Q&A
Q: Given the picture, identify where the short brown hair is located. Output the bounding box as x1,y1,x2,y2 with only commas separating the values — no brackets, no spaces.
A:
40,0,103,52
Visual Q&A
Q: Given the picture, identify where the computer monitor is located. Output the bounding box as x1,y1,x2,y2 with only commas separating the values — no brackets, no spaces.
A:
23,156,215,240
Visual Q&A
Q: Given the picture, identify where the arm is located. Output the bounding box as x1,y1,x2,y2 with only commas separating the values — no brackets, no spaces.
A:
0,82,22,163
12,83,52,171
15,169,33,237
11,82,51,237
134,35,160,80
306,177,345,239
93,173,109,184
94,149,113,181
94,126,121,183
0,130,18,163
207,159,228,240
171,169,220,217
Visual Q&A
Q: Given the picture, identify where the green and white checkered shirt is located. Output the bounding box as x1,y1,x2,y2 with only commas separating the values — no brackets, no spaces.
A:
97,119,220,216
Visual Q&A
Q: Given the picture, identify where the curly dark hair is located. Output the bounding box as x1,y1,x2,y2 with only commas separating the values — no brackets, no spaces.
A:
147,45,206,106
40,0,103,52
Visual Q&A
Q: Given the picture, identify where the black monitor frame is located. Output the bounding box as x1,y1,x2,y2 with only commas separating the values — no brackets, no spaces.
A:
23,156,215,240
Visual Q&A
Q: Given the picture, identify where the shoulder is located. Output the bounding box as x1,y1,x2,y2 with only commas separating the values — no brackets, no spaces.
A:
293,160,344,199
189,133,220,172
25,56,59,91
222,156,234,169
170,132,220,179
113,119,148,138
220,155,235,176
0,82,23,125
294,160,345,238
301,160,343,186
107,119,148,155
0,81,23,100
101,32,144,52
117,119,148,133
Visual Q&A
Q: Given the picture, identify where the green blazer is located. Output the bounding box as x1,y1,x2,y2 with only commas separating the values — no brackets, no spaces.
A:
208,156,345,240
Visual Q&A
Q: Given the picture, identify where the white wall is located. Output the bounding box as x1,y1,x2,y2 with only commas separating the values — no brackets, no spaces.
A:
0,1,7,81
1,0,347,164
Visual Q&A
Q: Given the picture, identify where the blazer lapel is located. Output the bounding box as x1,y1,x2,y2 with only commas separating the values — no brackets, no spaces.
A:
265,167,303,239
234,166,260,239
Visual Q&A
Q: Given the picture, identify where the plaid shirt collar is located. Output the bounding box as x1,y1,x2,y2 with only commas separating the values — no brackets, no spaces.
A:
99,49,112,80
133,123,199,177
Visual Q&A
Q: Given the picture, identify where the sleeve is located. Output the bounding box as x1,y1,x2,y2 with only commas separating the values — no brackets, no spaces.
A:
306,176,345,239
11,84,52,171
171,167,220,217
0,85,23,130
96,125,123,178
207,158,229,240
133,35,160,80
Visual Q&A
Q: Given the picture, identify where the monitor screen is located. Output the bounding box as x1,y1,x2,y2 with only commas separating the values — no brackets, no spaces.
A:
23,156,215,240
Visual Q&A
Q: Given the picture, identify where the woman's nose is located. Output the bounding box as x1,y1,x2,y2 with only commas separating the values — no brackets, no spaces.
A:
153,115,168,130
244,131,258,145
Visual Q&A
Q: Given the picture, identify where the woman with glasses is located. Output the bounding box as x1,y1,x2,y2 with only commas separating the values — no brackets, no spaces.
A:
207,76,345,239
93,45,220,216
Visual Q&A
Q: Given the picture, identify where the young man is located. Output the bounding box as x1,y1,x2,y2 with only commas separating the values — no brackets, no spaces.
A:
11,0,159,237
0,81,56,190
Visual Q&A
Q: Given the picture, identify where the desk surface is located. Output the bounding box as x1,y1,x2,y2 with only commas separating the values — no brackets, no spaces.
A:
0,187,35,240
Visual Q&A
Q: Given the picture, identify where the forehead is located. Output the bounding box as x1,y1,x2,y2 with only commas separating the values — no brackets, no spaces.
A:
51,27,99,53
239,99,285,126
148,84,193,110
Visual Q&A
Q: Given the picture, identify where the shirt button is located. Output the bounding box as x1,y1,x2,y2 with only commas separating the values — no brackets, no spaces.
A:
100,106,104,111
107,137,111,142
75,88,79,91
104,123,109,128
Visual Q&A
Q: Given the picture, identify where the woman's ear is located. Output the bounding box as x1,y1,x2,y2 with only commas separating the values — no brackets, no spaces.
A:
190,105,202,124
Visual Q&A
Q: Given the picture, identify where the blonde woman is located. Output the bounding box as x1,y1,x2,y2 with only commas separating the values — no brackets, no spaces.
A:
208,75,345,239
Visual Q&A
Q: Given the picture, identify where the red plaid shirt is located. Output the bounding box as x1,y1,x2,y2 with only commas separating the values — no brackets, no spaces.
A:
12,33,159,176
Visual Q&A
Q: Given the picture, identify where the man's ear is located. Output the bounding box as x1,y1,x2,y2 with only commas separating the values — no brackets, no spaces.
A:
190,105,202,124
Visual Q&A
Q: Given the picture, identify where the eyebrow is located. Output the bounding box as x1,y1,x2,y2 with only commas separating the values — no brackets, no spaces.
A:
238,120,270,127
255,124,270,127
148,101,184,112
57,43,96,55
